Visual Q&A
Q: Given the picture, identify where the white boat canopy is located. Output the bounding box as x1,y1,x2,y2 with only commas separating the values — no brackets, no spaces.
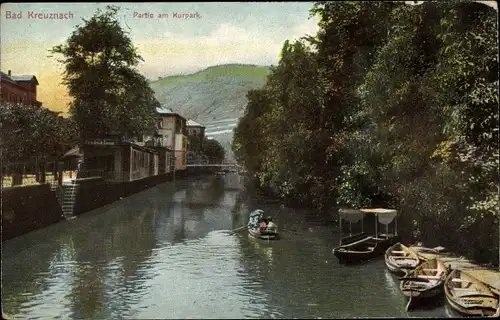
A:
360,208,398,225
338,208,399,236
338,209,364,223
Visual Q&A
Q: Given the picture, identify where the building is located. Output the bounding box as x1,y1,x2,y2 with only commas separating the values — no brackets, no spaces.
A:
154,106,188,172
186,119,206,141
71,136,161,182
0,70,42,106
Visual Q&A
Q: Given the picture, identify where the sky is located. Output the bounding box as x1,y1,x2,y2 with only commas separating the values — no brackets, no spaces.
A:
1,2,497,114
1,2,320,113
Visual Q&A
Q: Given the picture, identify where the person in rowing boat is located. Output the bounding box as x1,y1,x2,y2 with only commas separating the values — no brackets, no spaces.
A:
259,218,267,232
266,217,277,232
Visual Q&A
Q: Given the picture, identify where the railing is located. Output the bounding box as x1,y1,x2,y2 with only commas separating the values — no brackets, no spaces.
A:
1,161,60,189
186,159,240,167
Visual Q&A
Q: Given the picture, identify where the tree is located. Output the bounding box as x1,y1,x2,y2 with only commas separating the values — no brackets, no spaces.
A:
49,5,157,141
0,102,77,162
232,1,499,265
202,138,225,163
187,134,203,153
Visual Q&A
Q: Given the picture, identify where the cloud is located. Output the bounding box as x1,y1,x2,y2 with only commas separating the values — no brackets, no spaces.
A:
136,20,319,78
1,19,320,112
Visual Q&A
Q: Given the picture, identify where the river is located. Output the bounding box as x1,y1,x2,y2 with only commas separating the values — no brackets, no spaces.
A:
2,173,455,319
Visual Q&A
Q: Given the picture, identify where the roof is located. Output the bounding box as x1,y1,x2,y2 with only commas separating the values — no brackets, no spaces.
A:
11,75,39,85
155,105,174,114
63,146,82,158
186,119,205,127
155,105,186,120
0,72,39,85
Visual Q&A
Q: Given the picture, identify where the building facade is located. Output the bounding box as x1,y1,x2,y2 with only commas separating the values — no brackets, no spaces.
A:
0,70,42,106
154,106,188,172
79,137,160,182
186,119,206,140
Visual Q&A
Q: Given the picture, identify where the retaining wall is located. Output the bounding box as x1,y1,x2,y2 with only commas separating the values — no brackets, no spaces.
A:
2,169,191,241
2,184,64,241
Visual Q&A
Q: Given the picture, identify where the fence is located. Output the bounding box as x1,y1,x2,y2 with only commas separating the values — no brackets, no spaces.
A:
2,161,57,189
0,160,96,189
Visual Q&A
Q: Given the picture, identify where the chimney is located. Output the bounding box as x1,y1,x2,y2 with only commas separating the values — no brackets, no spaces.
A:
8,70,11,76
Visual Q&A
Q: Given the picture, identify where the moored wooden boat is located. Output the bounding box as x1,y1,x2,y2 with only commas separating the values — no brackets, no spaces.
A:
333,208,400,264
333,235,391,263
385,243,421,276
247,209,279,240
444,269,499,317
400,258,448,309
340,232,371,246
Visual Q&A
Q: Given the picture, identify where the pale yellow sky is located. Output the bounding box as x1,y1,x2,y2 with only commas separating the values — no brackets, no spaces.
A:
1,2,319,114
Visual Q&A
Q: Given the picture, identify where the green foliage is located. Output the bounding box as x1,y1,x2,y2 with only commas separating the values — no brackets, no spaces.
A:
233,1,499,265
188,135,203,152
0,102,77,162
202,138,226,163
50,5,157,140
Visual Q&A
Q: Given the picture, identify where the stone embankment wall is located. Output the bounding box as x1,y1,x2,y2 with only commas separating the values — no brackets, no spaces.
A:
2,170,191,241
2,184,63,241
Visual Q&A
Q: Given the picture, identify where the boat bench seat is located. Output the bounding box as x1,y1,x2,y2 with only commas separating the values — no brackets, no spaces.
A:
451,278,466,283
419,275,442,280
422,269,438,272
391,250,405,254
453,288,475,291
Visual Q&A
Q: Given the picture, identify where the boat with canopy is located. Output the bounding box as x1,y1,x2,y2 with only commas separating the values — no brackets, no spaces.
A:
247,209,279,240
332,208,400,263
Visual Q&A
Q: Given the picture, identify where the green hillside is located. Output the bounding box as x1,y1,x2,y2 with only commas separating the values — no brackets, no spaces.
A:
149,64,270,122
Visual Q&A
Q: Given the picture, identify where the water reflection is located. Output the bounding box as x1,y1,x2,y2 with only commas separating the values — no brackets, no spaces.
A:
184,175,226,210
2,182,174,319
247,234,275,264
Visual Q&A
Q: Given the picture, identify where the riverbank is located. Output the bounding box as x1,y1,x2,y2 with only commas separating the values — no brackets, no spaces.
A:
246,176,499,268
1,168,218,242
408,246,500,295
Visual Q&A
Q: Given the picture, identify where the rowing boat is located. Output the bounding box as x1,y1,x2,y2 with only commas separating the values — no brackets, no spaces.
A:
333,234,397,264
444,269,500,317
248,227,278,240
247,209,279,240
400,258,447,305
385,242,421,276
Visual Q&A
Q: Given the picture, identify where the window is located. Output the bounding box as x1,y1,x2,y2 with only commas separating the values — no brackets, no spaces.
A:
157,119,163,129
137,135,143,143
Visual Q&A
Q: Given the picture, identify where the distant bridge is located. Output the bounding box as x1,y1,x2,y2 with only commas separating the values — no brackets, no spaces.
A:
186,161,241,168
186,164,240,168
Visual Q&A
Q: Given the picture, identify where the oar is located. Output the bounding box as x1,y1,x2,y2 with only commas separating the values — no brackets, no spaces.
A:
231,225,248,234
405,296,414,312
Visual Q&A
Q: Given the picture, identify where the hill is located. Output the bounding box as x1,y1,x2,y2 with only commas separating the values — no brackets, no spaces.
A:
149,64,270,123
